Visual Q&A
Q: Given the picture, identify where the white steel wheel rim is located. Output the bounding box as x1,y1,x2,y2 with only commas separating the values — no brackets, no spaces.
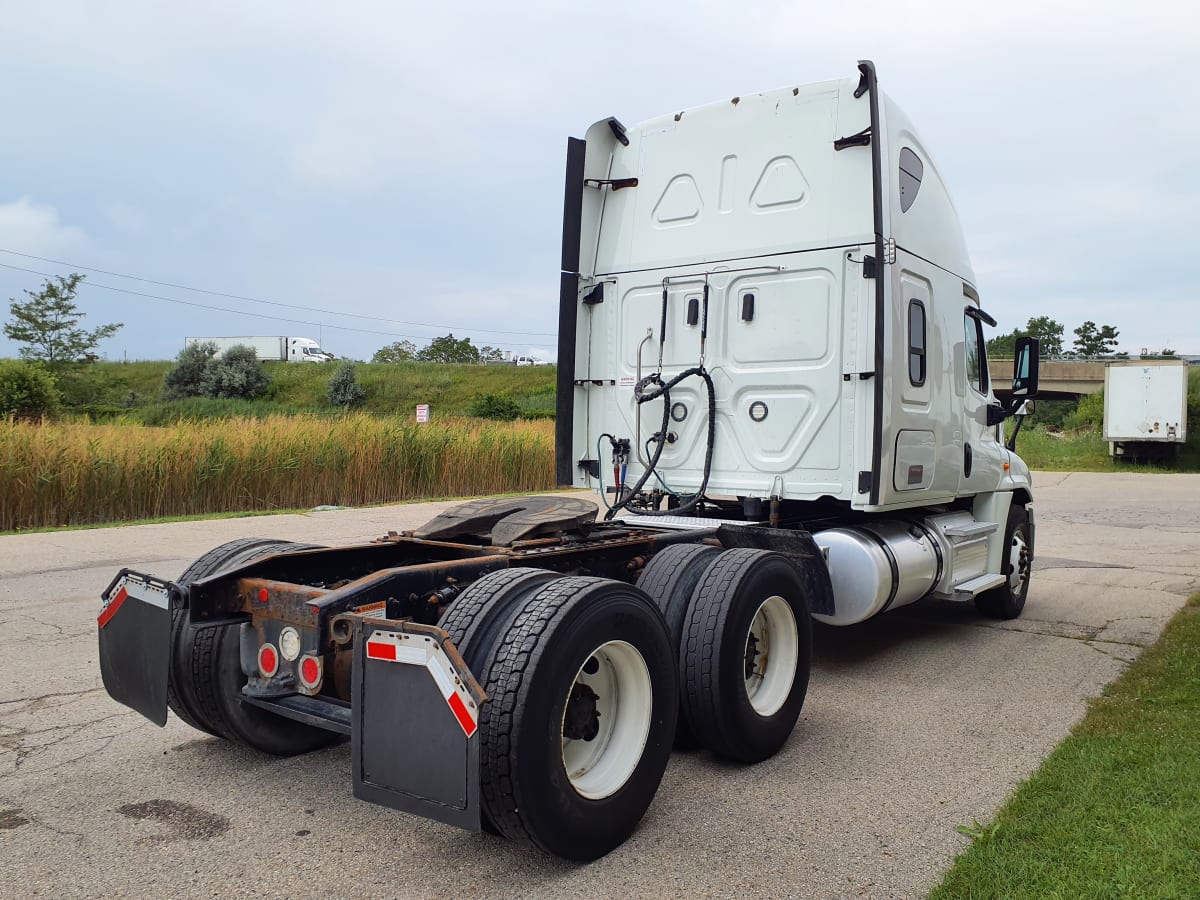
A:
560,640,653,800
744,595,798,717
1008,529,1030,594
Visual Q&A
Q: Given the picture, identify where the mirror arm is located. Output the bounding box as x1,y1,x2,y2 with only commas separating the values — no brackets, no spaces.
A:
1005,414,1026,452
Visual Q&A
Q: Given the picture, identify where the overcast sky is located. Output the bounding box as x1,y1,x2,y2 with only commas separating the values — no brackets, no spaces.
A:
1,1,1196,363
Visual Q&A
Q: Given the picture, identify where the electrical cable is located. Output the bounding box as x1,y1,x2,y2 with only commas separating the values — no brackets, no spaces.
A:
603,365,716,520
0,249,557,338
0,261,558,347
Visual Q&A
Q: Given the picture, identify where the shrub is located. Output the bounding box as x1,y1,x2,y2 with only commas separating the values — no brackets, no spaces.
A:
163,341,218,400
199,345,271,400
0,359,61,419
327,360,367,409
1065,390,1104,430
469,392,522,421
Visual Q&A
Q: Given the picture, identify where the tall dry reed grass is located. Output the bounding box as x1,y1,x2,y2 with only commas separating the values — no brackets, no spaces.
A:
0,414,555,531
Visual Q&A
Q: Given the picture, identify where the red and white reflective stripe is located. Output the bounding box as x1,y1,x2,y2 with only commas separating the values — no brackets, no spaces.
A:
98,576,169,628
97,587,128,629
365,631,478,738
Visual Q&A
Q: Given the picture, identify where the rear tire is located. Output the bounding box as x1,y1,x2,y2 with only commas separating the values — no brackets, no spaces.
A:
635,543,722,748
170,538,339,756
680,549,812,763
438,568,561,674
437,567,562,835
478,577,677,861
975,504,1032,620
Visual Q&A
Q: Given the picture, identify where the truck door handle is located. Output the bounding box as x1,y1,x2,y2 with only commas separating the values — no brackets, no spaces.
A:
964,443,973,478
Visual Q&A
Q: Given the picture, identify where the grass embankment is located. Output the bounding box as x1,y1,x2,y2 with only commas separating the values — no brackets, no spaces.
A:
931,600,1200,898
0,414,555,531
66,360,558,421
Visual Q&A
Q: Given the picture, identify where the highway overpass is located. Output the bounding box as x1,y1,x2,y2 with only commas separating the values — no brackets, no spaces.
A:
990,359,1106,399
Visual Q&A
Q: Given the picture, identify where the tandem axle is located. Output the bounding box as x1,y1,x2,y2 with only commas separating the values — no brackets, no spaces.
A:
99,496,834,859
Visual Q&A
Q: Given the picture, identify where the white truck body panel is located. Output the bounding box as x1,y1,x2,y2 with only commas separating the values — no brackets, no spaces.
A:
564,72,1026,512
184,336,333,363
1103,359,1188,444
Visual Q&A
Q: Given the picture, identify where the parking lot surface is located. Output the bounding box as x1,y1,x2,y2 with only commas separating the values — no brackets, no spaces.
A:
2,472,1198,898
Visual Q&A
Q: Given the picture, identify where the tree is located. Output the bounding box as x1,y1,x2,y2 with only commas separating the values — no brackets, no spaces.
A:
416,333,481,364
372,340,418,363
1025,316,1065,358
327,360,367,409
985,316,1065,359
477,345,506,362
162,341,218,400
986,329,1020,358
1072,321,1120,358
4,274,122,368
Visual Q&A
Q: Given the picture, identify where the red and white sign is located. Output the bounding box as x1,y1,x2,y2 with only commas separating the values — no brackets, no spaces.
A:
365,631,478,737
415,404,430,423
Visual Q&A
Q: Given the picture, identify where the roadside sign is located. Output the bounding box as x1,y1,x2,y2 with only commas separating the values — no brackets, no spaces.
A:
416,404,430,423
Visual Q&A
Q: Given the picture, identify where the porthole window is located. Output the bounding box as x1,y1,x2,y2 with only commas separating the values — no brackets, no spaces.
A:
908,300,926,386
899,147,924,213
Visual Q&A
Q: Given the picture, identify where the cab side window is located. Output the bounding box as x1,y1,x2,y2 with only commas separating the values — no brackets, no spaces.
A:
908,300,927,386
963,313,989,394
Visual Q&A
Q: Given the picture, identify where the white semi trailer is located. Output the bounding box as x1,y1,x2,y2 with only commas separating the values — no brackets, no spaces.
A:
1103,359,1188,461
184,335,334,362
98,61,1040,862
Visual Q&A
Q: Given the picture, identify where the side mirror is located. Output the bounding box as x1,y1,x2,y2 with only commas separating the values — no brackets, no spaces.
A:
1015,398,1035,417
1011,336,1040,400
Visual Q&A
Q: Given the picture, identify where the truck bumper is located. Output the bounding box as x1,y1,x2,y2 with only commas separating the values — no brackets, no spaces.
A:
97,571,485,833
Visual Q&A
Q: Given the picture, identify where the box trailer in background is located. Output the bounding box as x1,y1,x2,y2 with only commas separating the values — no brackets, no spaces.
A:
1104,359,1188,461
184,336,334,362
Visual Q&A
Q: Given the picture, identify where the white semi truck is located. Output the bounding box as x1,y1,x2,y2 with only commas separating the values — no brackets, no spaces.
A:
1103,359,1188,461
184,335,334,362
98,61,1040,862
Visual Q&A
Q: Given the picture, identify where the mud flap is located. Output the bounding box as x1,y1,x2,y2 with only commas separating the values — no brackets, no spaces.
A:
97,570,173,726
351,618,485,832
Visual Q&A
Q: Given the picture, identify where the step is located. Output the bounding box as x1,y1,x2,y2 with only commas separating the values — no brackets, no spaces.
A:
952,573,1007,599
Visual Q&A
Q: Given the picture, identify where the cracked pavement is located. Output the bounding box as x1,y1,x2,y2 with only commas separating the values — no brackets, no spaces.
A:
1,473,1198,898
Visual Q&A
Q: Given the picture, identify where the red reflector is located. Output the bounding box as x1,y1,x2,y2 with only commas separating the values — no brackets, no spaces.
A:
259,644,278,677
365,640,397,661
300,656,320,686
447,691,477,738
257,588,270,603
97,586,129,629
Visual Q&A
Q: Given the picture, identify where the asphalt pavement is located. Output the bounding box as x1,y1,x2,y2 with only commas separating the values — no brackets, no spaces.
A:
2,472,1198,898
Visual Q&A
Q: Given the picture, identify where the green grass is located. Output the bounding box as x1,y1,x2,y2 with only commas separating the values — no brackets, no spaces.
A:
930,601,1200,899
60,359,558,420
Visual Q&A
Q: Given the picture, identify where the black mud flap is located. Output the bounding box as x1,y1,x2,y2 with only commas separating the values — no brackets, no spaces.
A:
98,570,173,726
352,618,485,832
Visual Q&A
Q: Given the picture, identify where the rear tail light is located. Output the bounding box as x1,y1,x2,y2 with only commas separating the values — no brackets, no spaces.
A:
298,654,323,691
258,643,279,678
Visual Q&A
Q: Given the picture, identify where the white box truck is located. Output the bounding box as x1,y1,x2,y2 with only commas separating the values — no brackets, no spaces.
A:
101,61,1042,862
1104,359,1189,460
184,336,334,362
